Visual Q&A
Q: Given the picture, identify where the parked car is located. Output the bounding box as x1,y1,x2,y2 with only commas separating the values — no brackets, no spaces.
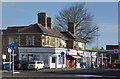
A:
14,60,28,70
27,61,44,70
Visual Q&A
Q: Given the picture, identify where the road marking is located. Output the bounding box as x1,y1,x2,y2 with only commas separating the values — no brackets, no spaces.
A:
75,75,117,78
14,72,20,74
75,75,103,77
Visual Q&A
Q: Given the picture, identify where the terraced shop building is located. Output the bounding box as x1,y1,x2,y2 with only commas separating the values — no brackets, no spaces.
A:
1,12,87,69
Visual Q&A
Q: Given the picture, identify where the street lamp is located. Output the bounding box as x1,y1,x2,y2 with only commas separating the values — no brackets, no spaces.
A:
97,29,99,68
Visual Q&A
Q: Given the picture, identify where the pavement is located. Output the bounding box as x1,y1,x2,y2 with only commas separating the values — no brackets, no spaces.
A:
1,68,120,79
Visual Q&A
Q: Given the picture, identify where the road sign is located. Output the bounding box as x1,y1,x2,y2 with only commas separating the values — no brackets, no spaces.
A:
114,49,119,53
8,48,12,53
10,43,16,50
61,52,65,56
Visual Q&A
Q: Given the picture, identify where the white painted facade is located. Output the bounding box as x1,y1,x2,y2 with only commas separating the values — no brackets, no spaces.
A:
18,47,67,69
18,47,84,69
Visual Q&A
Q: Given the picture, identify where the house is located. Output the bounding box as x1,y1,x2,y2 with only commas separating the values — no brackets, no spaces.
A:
2,12,87,69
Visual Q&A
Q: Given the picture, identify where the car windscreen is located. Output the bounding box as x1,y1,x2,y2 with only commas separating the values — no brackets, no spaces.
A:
37,62,42,64
29,62,35,64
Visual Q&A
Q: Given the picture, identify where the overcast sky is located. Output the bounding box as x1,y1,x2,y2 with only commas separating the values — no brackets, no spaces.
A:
1,2,118,49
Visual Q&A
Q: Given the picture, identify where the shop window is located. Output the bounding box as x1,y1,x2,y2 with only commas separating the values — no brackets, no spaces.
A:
52,57,56,63
58,55,65,64
62,56,65,64
43,55,48,64
22,55,28,62
58,55,61,64
8,36,14,45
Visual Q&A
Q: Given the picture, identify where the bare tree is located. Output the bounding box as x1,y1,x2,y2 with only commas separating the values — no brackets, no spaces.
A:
54,3,99,43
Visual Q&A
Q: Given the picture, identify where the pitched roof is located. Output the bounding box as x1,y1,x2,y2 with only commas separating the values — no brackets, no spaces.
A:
18,23,65,38
3,23,87,42
61,31,87,42
18,24,43,33
3,26,26,33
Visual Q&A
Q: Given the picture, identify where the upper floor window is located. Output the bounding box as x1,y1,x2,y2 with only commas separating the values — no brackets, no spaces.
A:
76,43,78,49
27,36,34,45
61,40,65,48
79,42,84,50
8,36,14,45
15,36,18,43
46,37,49,45
56,39,58,47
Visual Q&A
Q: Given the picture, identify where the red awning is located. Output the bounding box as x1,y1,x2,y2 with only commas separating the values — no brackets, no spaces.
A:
69,55,81,58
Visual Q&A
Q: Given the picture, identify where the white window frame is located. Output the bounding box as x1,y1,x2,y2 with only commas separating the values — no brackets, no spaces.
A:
27,36,34,45
8,36,14,45
56,38,58,47
46,37,50,45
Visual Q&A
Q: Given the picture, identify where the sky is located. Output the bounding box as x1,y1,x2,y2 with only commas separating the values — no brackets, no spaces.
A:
1,2,118,49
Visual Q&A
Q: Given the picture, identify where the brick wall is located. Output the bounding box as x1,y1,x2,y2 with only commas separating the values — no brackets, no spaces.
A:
34,34,42,46
20,35,26,46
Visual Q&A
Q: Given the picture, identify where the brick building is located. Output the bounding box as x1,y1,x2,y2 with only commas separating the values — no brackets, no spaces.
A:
1,12,88,69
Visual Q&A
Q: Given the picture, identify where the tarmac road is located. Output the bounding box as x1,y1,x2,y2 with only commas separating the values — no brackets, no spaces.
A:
2,68,120,79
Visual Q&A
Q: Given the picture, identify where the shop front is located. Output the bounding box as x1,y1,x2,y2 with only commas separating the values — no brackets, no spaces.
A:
18,47,67,69
66,49,83,68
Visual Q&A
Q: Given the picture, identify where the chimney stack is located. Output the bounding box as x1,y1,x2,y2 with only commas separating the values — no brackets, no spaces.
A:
38,12,47,28
47,17,53,29
68,22,75,35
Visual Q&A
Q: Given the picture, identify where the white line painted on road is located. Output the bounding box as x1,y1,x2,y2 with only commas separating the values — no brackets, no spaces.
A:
14,72,20,74
75,75,103,77
75,75,117,78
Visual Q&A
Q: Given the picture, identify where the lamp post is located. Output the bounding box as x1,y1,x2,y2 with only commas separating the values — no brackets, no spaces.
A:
97,29,99,68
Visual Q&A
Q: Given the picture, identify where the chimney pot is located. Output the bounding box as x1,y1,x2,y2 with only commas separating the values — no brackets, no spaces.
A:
68,22,75,35
38,12,47,28
47,17,53,29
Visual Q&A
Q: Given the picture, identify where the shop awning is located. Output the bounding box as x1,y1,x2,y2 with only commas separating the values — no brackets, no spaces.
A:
69,55,81,58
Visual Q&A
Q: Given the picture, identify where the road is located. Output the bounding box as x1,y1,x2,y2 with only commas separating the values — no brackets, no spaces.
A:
2,68,120,79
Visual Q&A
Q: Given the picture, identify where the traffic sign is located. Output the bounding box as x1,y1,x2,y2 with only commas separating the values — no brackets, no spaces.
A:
114,49,119,53
10,43,16,50
8,48,12,53
61,52,65,56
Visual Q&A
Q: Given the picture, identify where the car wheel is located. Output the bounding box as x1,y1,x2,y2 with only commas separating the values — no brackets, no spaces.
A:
37,67,39,70
43,66,45,69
